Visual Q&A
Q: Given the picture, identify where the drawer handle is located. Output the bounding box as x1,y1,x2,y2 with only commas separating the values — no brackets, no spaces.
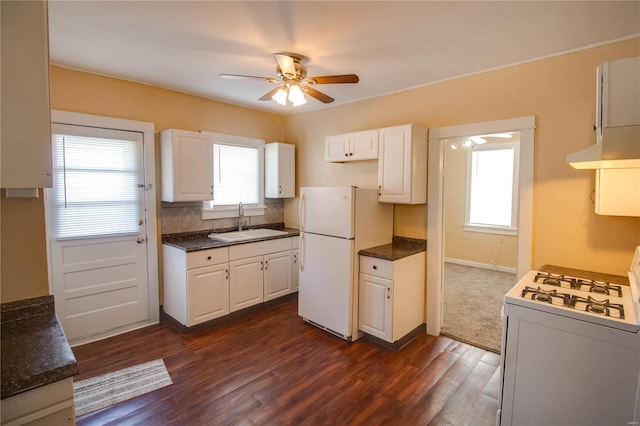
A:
372,265,377,270
207,256,212,260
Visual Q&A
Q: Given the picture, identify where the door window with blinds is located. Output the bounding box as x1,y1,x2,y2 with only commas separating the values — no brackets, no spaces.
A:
50,125,144,239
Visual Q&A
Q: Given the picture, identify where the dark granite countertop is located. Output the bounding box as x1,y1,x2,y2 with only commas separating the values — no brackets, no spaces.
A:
539,264,629,285
359,236,427,261
1,295,78,400
163,224,300,252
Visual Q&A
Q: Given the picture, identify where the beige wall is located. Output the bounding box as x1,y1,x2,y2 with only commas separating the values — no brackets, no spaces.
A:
443,143,518,269
283,37,640,275
1,66,282,303
2,38,639,303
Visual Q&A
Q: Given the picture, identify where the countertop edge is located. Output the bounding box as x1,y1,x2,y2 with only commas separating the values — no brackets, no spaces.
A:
1,298,78,400
163,227,300,252
359,236,427,261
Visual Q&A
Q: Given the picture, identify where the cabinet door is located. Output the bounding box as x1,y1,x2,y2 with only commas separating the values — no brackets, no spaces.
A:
292,249,299,291
161,129,213,202
229,256,264,312
264,251,292,301
187,263,229,325
1,0,53,188
349,129,379,160
325,134,350,162
265,143,295,198
359,273,392,342
378,125,412,203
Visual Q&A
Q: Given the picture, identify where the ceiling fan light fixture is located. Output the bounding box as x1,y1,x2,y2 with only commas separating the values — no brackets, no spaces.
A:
272,87,288,105
288,84,306,106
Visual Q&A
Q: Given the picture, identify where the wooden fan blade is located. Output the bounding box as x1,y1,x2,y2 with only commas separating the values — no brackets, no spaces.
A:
301,86,334,103
219,74,278,83
303,74,359,85
274,53,296,78
259,87,282,101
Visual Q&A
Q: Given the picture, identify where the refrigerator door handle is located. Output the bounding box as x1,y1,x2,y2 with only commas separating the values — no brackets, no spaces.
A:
299,192,305,232
299,232,305,271
298,192,305,232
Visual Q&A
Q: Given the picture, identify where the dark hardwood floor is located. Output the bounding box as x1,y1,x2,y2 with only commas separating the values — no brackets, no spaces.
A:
72,295,500,425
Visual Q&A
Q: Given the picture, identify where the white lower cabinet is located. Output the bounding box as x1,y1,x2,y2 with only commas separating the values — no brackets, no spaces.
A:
163,245,229,327
1,378,74,426
264,251,293,301
164,236,297,327
359,273,393,341
359,252,425,343
187,263,229,324
229,255,265,311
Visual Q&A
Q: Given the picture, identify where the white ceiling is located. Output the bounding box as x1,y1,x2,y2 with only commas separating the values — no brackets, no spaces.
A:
48,1,640,115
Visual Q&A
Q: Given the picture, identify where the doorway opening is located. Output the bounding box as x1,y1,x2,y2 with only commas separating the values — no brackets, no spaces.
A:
426,117,535,352
440,133,520,352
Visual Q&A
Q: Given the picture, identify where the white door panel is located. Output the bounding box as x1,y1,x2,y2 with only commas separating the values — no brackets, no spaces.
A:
47,124,150,343
298,232,354,337
299,187,354,238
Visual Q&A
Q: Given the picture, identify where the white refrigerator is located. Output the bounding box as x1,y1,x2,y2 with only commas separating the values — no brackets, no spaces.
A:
298,186,393,340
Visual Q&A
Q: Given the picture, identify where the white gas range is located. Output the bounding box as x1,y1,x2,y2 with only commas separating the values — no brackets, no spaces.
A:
498,247,640,426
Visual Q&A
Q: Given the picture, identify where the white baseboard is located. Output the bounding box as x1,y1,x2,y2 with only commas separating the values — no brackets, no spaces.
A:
445,257,517,274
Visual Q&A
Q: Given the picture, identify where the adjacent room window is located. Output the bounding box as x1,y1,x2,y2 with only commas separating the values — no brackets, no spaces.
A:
465,142,519,235
50,128,143,239
202,135,265,219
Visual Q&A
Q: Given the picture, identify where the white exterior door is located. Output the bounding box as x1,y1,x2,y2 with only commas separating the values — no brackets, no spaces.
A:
47,123,151,343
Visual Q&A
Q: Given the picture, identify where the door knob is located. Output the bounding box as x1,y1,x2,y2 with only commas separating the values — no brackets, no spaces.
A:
136,237,145,244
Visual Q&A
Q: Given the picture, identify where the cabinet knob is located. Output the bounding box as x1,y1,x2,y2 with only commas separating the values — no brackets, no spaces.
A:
372,265,378,270
349,152,353,156
207,256,212,260
344,153,349,157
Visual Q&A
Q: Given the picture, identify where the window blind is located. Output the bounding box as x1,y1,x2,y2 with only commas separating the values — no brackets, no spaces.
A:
51,133,141,239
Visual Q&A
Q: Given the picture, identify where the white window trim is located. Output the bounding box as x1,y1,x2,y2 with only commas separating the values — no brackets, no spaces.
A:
464,141,520,236
201,132,266,220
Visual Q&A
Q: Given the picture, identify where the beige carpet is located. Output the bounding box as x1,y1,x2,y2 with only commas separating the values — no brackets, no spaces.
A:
441,263,517,353
73,359,173,417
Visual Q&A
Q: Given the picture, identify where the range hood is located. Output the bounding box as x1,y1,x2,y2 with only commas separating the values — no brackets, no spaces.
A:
567,125,640,169
567,56,640,169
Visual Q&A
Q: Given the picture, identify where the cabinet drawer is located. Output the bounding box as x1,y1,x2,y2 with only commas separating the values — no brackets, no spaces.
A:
187,247,229,269
360,256,392,279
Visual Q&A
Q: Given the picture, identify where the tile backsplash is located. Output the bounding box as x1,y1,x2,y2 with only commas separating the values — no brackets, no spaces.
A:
161,198,284,235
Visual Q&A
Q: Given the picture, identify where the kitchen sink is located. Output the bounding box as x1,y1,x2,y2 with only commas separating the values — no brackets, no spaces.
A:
208,228,288,242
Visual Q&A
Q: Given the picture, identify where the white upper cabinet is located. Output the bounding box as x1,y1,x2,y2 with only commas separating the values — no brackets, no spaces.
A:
265,142,295,198
161,129,213,202
1,0,53,188
377,124,428,204
325,129,379,162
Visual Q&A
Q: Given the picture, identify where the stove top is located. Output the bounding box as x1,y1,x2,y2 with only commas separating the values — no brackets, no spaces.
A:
505,269,640,332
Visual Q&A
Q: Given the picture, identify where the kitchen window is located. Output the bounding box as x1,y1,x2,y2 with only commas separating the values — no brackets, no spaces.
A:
201,135,265,219
465,142,519,235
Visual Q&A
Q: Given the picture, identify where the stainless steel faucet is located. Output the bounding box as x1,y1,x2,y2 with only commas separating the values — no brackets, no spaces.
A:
238,202,244,231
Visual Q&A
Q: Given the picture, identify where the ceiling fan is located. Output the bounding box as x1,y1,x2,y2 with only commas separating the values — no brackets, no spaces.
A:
220,52,359,106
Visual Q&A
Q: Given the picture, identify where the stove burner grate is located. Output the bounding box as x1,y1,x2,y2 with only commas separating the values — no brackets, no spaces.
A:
574,279,623,297
570,295,625,319
533,272,574,289
521,286,571,306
